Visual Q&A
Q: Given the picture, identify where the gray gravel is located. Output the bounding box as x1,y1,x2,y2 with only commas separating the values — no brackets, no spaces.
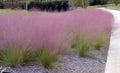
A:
0,48,108,73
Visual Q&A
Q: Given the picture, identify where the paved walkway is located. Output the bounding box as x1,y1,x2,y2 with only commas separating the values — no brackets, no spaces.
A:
99,8,120,73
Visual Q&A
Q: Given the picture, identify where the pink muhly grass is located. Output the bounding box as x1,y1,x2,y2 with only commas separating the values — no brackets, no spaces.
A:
0,9,113,53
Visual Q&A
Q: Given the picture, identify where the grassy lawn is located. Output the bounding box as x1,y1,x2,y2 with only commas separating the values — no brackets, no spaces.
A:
105,4,120,10
87,4,120,10
0,9,28,15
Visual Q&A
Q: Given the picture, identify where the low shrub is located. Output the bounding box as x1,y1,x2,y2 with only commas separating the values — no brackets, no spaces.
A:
0,2,4,9
90,0,108,6
72,34,91,57
33,48,58,69
28,1,69,11
0,46,29,67
19,3,26,9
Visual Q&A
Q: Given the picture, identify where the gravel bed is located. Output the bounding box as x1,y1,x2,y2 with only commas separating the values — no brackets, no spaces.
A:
0,48,108,73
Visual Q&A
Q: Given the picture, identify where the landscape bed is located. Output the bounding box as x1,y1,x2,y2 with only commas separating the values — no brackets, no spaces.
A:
0,9,113,73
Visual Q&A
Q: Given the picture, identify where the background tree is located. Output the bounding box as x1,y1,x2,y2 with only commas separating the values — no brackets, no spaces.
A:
69,0,90,8
90,0,108,5
111,0,120,6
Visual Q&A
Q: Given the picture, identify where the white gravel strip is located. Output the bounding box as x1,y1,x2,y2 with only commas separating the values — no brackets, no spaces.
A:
98,8,120,73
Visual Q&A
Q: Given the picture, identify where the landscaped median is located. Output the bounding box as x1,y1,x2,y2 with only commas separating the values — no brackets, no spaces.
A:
0,9,113,73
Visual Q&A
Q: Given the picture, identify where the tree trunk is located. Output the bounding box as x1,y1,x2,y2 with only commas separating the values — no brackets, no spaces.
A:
82,0,84,8
11,0,14,8
26,0,28,10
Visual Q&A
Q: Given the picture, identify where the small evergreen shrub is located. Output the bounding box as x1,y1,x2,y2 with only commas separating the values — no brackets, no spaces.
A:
0,2,4,9
20,3,26,9
28,1,69,11
90,0,108,6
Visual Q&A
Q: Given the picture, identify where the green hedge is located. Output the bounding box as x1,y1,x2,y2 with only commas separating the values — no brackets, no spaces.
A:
28,1,69,11
0,2,4,9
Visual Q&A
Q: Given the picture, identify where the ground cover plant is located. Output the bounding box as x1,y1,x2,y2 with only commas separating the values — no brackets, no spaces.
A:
0,9,113,68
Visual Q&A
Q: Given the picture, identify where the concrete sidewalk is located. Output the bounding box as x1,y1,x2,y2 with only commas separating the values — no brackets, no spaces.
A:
99,8,120,73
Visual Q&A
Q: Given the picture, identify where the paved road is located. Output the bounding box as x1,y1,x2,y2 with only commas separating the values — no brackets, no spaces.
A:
99,8,120,73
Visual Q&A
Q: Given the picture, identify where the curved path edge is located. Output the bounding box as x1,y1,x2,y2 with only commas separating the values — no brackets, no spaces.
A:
98,8,120,73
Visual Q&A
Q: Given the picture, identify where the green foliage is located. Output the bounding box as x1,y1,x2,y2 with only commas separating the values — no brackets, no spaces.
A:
111,0,120,6
94,33,107,50
72,34,91,57
0,46,29,67
34,48,58,69
28,0,69,11
0,45,58,69
69,0,90,8
0,2,4,9
97,0,108,5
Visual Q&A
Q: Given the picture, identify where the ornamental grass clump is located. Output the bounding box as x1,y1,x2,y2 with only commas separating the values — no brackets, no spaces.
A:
0,46,30,67
0,46,58,69
94,33,108,50
33,48,58,69
72,34,91,57
0,9,112,52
